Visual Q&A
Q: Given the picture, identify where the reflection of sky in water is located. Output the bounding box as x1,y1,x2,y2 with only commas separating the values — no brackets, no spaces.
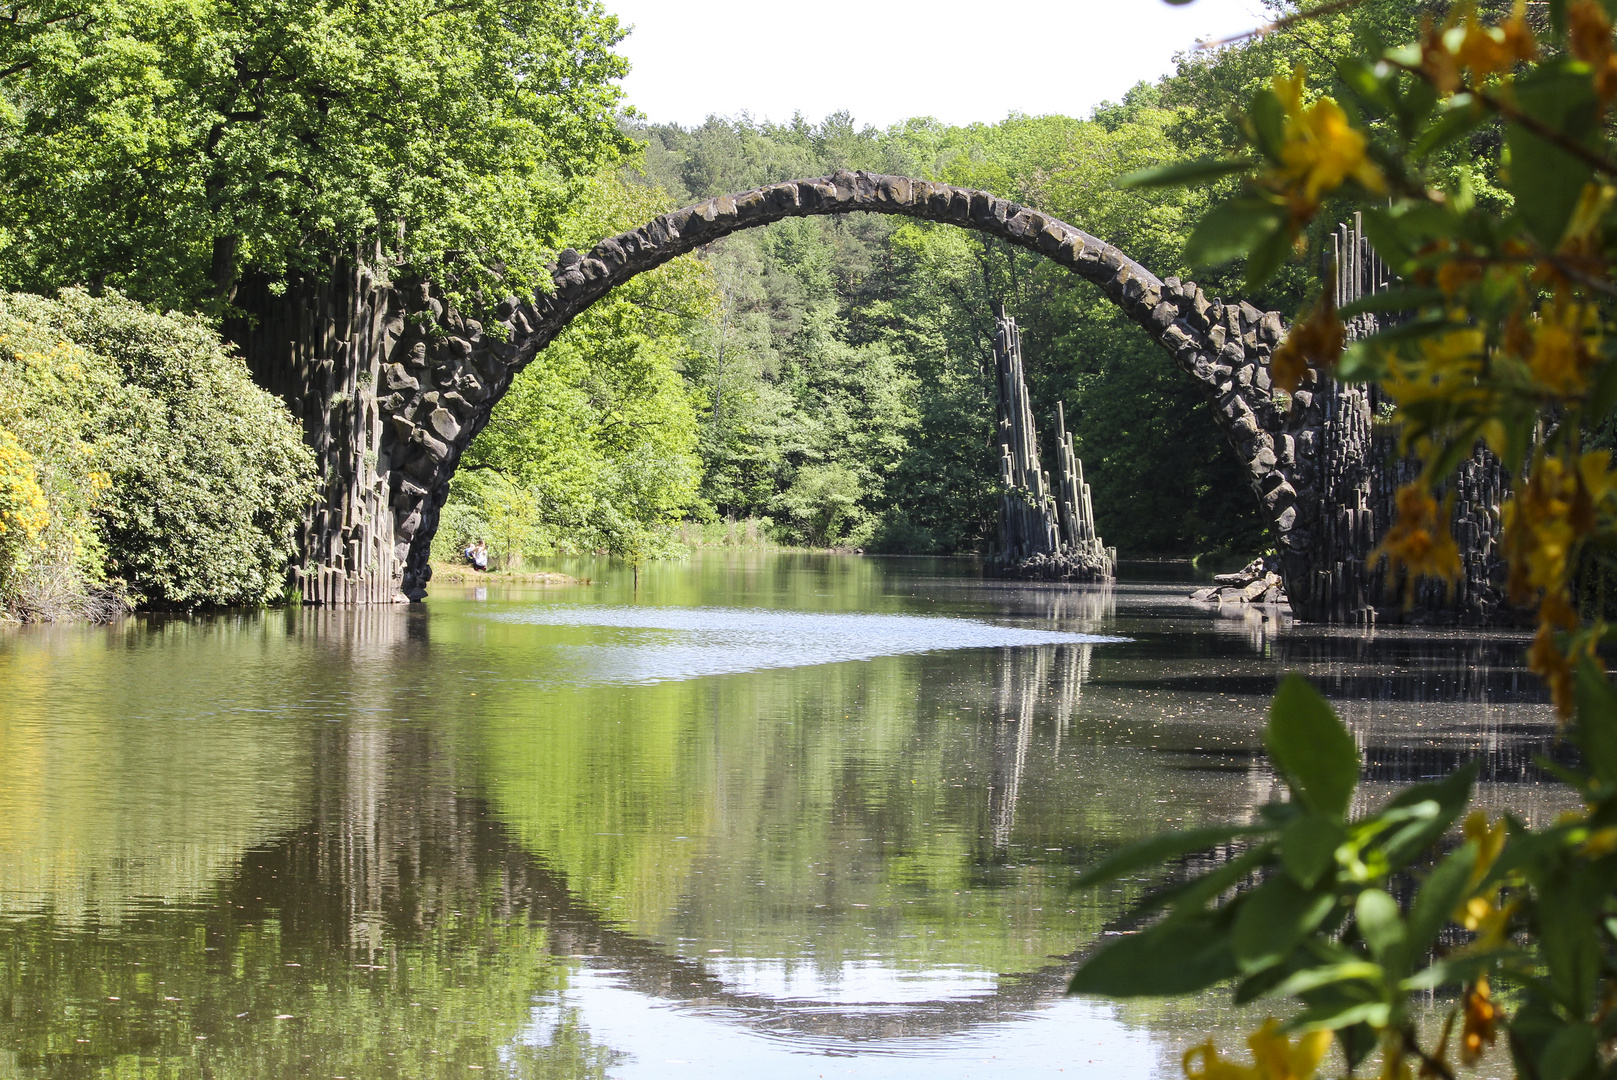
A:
700,958,998,1003
489,605,1125,685
518,968,1156,1078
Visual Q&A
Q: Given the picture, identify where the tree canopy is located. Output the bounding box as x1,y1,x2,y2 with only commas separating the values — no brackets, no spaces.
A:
0,0,632,311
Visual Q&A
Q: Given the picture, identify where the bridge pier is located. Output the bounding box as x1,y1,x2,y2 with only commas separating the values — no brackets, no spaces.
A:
227,256,413,604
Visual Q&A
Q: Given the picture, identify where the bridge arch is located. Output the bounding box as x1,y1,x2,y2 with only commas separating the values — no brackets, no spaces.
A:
370,170,1315,602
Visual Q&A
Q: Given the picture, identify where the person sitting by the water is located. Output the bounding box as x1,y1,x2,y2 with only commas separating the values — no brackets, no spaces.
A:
464,540,489,572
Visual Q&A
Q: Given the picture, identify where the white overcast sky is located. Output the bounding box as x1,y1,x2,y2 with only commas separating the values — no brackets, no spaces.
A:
603,0,1276,130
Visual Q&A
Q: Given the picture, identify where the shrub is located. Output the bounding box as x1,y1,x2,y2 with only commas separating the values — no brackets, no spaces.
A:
0,290,316,615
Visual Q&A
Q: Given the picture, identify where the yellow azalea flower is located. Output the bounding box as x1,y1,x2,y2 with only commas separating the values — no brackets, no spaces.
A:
1368,483,1462,590
1382,329,1487,415
1454,1,1538,79
1526,313,1591,394
1461,976,1499,1065
1183,1020,1332,1080
1270,68,1385,214
1455,895,1515,948
0,427,49,547
1568,0,1617,103
1463,810,1507,887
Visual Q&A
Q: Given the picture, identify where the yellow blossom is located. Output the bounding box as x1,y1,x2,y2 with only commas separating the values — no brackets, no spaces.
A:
1270,68,1385,216
1454,1,1538,79
1183,1020,1332,1080
1368,483,1462,591
1271,288,1341,393
1569,0,1617,104
0,427,49,548
1463,810,1507,887
1578,825,1617,857
1461,976,1499,1065
1528,306,1594,394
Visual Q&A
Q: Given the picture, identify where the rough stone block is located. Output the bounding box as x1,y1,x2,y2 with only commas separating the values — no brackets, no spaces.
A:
428,407,461,442
1262,481,1298,512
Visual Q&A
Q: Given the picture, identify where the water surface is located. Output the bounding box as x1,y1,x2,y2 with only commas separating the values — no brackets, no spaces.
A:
0,553,1560,1078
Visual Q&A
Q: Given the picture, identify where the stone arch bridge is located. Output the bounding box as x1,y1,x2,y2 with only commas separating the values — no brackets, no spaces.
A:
229,170,1504,624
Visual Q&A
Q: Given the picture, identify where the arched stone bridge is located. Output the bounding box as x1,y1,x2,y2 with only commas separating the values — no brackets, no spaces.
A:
231,170,1502,624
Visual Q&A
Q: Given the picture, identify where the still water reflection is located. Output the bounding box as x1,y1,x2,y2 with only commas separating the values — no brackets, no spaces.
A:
0,553,1562,1078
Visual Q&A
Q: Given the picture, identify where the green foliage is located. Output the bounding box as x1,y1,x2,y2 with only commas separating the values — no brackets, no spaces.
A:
0,0,631,313
433,176,708,565
0,311,110,615
0,290,315,612
1069,0,1617,1074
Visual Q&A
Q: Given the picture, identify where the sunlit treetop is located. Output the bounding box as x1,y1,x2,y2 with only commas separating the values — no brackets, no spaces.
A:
0,0,634,312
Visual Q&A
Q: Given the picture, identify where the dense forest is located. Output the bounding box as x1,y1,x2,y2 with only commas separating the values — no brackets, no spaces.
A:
0,0,1491,613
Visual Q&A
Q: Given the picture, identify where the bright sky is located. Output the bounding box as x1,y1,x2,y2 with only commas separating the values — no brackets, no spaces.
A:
603,0,1276,130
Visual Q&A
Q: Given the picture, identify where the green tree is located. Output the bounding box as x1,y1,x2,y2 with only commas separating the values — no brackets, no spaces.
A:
433,176,710,564
0,0,631,312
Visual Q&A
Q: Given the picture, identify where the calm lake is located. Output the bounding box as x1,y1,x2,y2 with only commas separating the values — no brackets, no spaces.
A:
0,553,1564,1079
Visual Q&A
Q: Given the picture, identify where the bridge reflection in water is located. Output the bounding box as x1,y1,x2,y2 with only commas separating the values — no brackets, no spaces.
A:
0,556,1560,1078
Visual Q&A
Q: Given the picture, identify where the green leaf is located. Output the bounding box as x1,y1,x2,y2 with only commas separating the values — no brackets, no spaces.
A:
1245,218,1297,289
1118,158,1254,190
1586,353,1617,420
1264,960,1385,999
1289,999,1391,1032
1507,62,1601,248
1401,949,1507,991
1337,1023,1378,1071
1068,915,1238,997
1379,762,1478,868
1412,99,1486,159
1535,869,1601,1013
1281,813,1344,889
1184,202,1286,269
1354,889,1406,964
1071,823,1270,889
1406,844,1478,955
1134,842,1278,917
1247,88,1286,162
1574,659,1617,786
1357,207,1415,270
1539,1022,1599,1080
1265,676,1360,820
1232,876,1337,973
1336,340,1388,383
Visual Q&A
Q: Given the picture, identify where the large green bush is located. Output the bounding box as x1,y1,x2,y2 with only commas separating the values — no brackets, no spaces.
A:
0,290,316,614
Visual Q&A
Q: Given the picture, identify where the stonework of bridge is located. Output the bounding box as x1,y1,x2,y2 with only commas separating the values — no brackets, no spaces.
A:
228,170,1506,624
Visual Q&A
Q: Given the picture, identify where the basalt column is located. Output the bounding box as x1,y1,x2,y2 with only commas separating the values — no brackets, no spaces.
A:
990,310,1113,582
227,256,410,604
1292,216,1512,625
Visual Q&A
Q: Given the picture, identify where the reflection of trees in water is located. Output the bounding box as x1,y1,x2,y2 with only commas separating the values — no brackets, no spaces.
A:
987,644,1093,851
1268,630,1571,823
974,581,1116,631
